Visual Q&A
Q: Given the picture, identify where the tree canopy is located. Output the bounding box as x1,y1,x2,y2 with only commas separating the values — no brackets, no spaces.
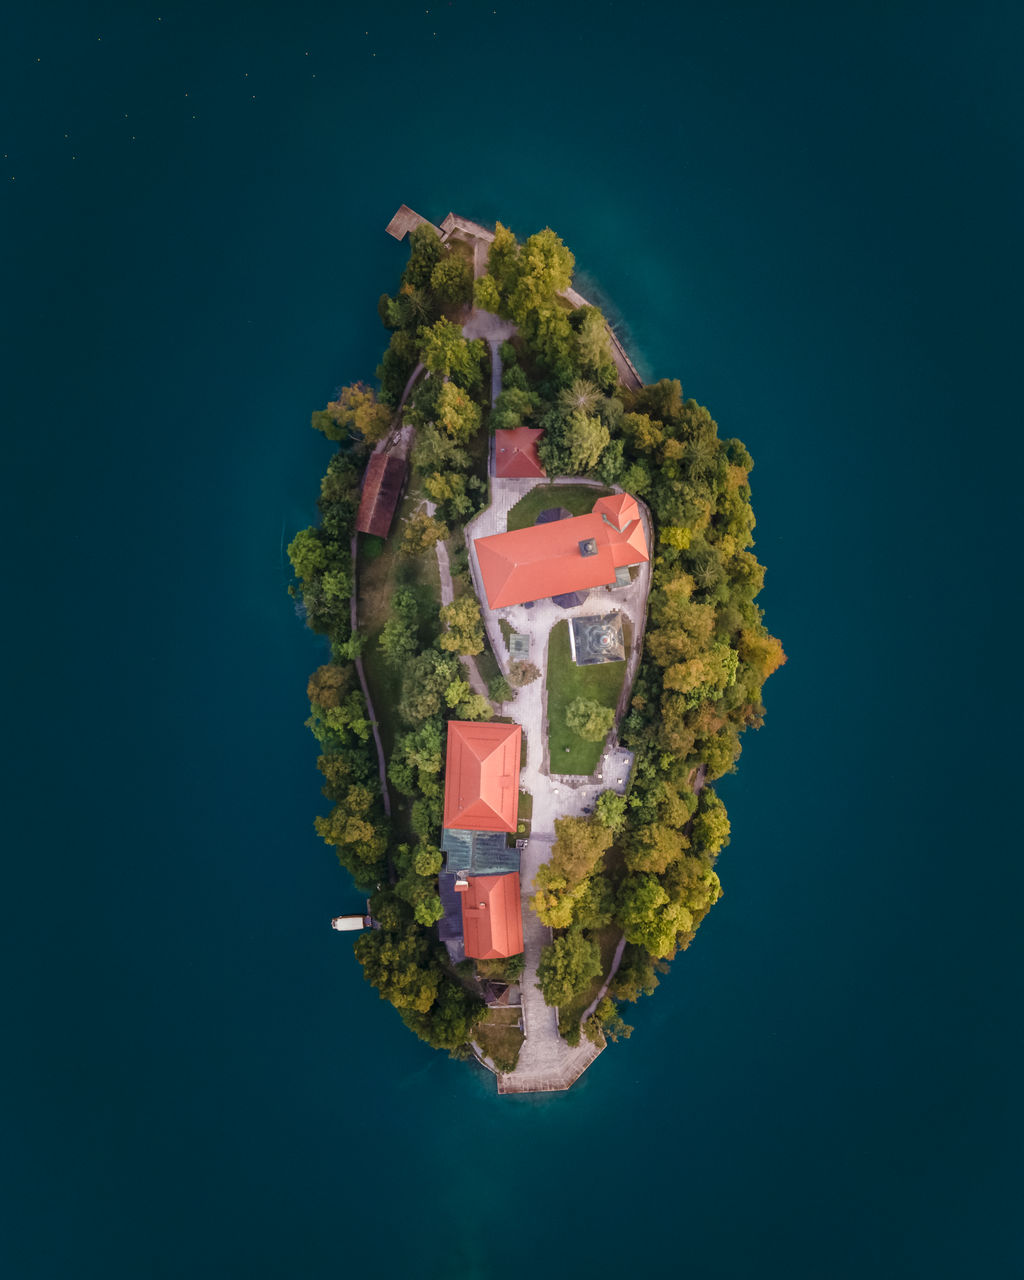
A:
287,218,782,1065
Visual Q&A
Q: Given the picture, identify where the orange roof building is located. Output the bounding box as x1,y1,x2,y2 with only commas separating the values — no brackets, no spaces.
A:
473,493,648,609
494,428,546,479
458,873,523,959
443,721,522,832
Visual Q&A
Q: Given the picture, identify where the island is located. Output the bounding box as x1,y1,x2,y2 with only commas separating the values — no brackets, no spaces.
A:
287,208,785,1092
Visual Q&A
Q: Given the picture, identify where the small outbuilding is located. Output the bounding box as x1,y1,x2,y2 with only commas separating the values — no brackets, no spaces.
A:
570,612,626,665
355,453,406,539
493,428,546,479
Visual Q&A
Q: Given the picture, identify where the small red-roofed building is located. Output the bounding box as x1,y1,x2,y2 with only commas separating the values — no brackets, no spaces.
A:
459,873,523,959
494,428,546,479
443,721,522,833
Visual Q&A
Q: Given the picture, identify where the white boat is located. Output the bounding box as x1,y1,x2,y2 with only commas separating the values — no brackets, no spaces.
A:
330,914,368,932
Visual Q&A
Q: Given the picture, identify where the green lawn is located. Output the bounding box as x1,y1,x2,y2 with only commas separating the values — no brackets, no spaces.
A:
356,488,442,840
475,1006,524,1073
508,789,532,845
474,636,502,691
557,925,622,1038
546,619,630,774
505,484,613,532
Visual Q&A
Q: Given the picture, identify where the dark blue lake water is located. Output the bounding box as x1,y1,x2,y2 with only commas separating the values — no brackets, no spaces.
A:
4,3,1021,1276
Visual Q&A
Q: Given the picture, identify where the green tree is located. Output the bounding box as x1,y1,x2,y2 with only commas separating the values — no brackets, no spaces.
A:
531,817,613,929
306,663,353,709
488,674,515,703
396,871,444,927
400,509,448,558
483,222,520,302
473,273,502,313
411,422,471,474
312,383,392,445
617,859,721,959
491,386,539,432
617,873,679,957
378,587,419,666
691,791,731,856
594,789,628,832
454,693,493,721
433,381,481,444
287,527,327,585
376,329,420,404
557,378,601,416
419,318,485,390
562,409,610,474
400,976,484,1051
565,696,614,742
571,307,617,388
507,228,575,323
536,928,601,1008
439,596,484,656
430,253,473,308
592,996,633,1042
397,650,461,723
507,659,541,687
354,926,440,1012
413,844,443,876
402,223,444,290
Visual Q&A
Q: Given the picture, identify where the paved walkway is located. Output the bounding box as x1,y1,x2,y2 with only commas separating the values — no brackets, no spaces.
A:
462,306,516,411
428,503,489,700
462,308,516,345
581,934,627,1024
461,479,654,1092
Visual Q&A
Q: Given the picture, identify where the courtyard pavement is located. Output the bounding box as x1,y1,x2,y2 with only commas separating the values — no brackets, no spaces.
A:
460,479,654,1092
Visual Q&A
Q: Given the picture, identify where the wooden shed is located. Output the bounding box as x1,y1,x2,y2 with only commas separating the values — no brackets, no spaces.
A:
355,453,406,539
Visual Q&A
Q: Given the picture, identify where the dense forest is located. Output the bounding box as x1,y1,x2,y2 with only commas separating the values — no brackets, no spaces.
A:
287,222,784,1060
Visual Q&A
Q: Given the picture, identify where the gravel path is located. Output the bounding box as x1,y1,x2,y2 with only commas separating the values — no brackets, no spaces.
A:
349,534,391,817
429,506,490,700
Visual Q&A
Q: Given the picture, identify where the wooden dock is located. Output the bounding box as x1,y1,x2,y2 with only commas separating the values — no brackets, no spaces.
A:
386,204,644,391
385,205,440,241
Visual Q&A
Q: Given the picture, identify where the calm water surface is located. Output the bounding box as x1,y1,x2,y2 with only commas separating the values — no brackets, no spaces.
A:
3,3,1021,1276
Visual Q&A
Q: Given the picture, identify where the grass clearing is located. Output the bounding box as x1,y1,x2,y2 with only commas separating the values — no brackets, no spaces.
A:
356,489,442,840
508,789,533,844
546,619,629,774
475,955,524,983
476,1005,524,1073
475,641,501,691
505,484,613,531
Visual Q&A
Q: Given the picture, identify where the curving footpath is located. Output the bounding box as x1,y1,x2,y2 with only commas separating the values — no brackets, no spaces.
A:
349,534,391,817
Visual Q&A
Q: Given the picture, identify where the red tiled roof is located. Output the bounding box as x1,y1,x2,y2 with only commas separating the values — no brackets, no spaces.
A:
443,721,522,832
494,428,546,479
473,494,648,609
355,453,406,538
461,873,523,959
593,492,640,531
